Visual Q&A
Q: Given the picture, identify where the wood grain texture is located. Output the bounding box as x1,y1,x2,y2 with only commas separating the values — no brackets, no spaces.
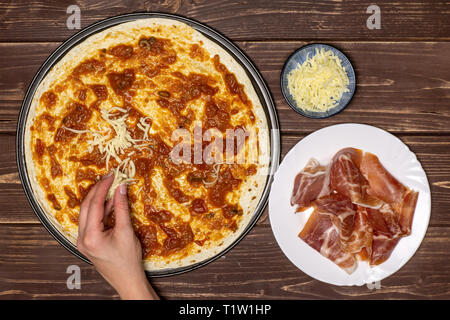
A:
0,0,449,300
244,41,450,134
3,133,450,225
0,42,449,134
0,224,118,299
3,132,448,299
0,224,448,299
0,0,449,42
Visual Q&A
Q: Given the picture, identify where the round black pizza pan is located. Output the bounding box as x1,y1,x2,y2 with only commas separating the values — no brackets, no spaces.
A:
16,12,280,277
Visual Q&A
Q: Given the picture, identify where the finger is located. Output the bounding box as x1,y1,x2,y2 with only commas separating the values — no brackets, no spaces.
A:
85,174,114,233
113,183,132,229
78,182,99,237
105,198,114,215
102,198,115,229
79,173,111,235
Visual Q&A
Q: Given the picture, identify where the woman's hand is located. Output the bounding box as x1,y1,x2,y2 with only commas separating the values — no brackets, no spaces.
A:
77,173,159,300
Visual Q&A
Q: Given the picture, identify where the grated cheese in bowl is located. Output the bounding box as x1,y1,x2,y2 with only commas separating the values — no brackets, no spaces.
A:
287,48,350,112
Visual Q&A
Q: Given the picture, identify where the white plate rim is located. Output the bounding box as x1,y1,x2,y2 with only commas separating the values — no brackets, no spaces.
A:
268,123,431,286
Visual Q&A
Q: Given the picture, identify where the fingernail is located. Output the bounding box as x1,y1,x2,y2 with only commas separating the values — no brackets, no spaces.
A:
119,183,127,195
103,171,113,179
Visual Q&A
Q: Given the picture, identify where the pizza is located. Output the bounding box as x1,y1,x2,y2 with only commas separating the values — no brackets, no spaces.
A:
24,18,270,270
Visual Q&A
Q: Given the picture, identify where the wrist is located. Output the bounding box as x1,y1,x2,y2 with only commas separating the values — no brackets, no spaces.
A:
116,274,158,300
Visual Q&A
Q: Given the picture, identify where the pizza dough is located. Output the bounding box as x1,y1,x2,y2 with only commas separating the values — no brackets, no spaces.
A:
24,18,270,271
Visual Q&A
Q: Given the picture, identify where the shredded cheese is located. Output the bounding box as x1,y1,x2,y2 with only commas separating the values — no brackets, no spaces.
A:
137,117,152,140
106,165,137,201
93,108,135,170
61,126,90,134
287,48,350,112
84,108,151,170
65,107,149,198
202,162,222,186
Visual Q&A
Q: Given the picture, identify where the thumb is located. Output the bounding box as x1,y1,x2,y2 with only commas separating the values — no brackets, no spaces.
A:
113,183,132,229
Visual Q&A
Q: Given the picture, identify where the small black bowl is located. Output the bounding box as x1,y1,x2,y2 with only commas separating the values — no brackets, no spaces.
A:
281,43,356,119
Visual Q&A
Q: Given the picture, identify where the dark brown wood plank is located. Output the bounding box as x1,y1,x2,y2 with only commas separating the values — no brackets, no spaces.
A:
0,224,448,299
156,225,450,299
244,41,450,134
0,42,449,134
0,0,449,42
0,0,448,302
0,224,118,299
0,132,37,223
3,133,450,227
0,42,60,133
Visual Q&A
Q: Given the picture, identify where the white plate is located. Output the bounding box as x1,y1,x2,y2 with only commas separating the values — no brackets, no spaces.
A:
268,123,431,286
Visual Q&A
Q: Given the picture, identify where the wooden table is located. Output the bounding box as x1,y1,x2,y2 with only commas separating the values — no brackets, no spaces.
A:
0,0,449,299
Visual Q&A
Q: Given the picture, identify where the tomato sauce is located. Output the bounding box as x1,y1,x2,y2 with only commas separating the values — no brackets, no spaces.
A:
72,58,105,77
54,102,92,143
35,36,259,260
144,205,173,224
107,68,135,95
109,44,134,60
189,198,208,216
47,193,61,211
136,224,161,257
90,84,108,100
40,91,57,109
34,138,45,162
64,186,80,208
160,223,194,253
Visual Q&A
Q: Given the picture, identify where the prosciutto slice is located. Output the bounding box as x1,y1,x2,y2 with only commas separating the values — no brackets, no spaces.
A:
344,206,373,260
299,209,357,274
330,148,381,209
370,236,400,266
313,194,356,243
366,204,404,265
360,151,418,234
293,147,419,273
291,158,330,209
397,189,419,235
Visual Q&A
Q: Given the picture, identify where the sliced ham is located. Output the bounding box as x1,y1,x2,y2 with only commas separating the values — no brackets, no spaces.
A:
344,206,373,260
291,158,330,209
292,147,419,272
330,148,363,202
313,193,356,243
397,189,419,235
360,151,418,234
330,148,382,209
366,204,404,266
371,235,400,266
360,151,407,210
299,209,357,274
